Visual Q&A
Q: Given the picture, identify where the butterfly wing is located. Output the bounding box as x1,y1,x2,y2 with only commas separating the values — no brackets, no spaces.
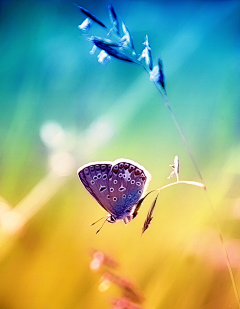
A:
107,159,150,219
77,159,151,222
77,162,114,214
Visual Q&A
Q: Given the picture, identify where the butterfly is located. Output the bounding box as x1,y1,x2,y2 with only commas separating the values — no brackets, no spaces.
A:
77,158,151,231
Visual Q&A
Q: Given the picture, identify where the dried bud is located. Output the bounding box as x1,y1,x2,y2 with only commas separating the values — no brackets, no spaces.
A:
158,58,165,89
78,18,93,32
167,156,179,181
90,38,134,63
138,35,152,70
98,50,111,64
149,65,160,82
108,4,120,35
119,22,136,55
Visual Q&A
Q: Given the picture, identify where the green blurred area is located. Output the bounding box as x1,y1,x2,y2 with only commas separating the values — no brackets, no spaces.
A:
0,0,240,308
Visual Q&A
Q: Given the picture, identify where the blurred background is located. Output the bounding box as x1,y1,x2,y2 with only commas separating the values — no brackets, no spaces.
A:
0,0,240,308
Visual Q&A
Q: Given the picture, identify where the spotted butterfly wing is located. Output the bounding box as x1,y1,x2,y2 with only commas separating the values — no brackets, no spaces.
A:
78,161,113,213
77,158,151,224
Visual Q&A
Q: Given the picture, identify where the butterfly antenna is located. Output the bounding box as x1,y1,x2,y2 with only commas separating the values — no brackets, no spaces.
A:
90,216,108,226
96,218,108,234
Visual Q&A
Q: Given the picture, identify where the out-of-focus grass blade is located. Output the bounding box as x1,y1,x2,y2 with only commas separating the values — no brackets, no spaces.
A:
102,271,145,303
75,4,107,29
142,192,159,235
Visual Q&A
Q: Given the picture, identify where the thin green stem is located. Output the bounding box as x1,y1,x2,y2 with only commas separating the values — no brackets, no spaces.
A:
157,180,205,191
153,81,204,183
127,55,240,309
148,76,240,309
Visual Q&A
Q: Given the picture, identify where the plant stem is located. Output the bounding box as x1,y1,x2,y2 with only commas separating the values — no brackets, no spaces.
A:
150,77,240,309
153,81,204,183
157,180,205,192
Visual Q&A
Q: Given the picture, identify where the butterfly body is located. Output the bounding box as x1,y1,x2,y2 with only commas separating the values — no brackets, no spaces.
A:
77,159,150,224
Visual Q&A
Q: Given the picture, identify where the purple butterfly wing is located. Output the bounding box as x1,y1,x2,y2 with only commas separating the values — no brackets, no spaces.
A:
78,162,114,214
77,159,151,221
107,160,149,219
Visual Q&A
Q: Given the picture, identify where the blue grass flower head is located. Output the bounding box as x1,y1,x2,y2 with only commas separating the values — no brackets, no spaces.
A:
76,3,165,88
